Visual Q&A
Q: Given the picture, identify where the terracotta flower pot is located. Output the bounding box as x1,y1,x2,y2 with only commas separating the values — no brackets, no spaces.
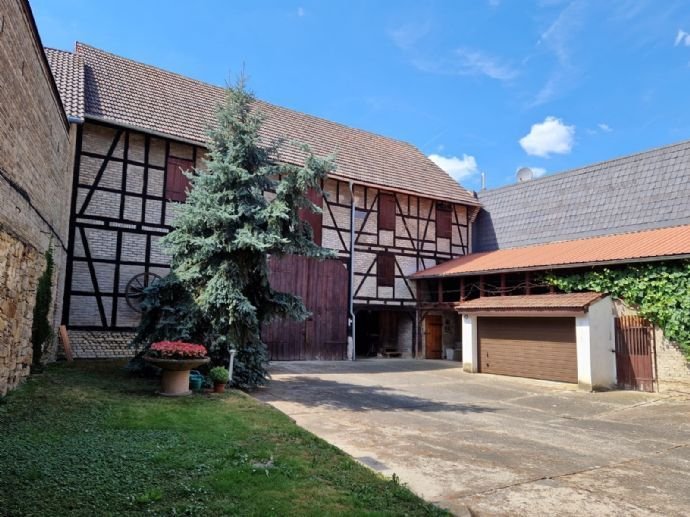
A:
213,382,226,393
144,356,210,396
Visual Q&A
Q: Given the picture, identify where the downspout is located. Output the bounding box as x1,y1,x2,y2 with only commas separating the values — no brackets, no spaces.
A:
348,181,356,361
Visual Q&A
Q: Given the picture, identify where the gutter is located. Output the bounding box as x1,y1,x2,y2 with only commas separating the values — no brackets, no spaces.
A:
347,181,356,361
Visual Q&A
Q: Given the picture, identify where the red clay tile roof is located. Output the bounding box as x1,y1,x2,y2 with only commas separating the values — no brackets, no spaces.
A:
48,42,479,205
413,224,690,278
455,293,604,313
44,48,84,120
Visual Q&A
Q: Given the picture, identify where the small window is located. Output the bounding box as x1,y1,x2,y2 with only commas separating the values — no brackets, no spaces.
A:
378,193,396,231
436,202,452,238
377,252,395,287
165,157,193,202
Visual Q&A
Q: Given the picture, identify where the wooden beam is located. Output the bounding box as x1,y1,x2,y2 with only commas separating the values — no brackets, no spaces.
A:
460,277,465,301
479,275,484,298
525,272,531,295
500,274,506,296
59,325,73,362
437,280,443,303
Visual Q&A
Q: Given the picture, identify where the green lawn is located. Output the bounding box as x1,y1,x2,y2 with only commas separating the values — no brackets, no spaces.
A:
0,361,447,516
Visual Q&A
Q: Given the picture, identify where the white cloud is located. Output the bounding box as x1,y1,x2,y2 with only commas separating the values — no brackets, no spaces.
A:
428,153,479,181
454,48,518,80
675,29,690,46
519,116,575,157
531,1,586,106
597,123,613,132
413,48,517,81
297,7,305,16
388,21,431,50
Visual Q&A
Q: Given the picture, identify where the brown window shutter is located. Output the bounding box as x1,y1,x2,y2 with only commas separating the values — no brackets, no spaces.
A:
165,157,193,202
378,193,396,231
298,188,323,245
377,252,395,287
436,203,452,238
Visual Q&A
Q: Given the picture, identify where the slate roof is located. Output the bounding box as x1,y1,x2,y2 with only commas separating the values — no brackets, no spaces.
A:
413,224,690,278
45,42,478,206
475,140,690,251
44,48,84,120
454,293,604,313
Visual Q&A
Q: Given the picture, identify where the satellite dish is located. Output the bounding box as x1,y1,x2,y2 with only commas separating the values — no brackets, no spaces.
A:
516,167,534,183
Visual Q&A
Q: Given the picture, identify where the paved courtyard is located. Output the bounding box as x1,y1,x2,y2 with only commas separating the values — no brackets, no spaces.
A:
255,359,690,516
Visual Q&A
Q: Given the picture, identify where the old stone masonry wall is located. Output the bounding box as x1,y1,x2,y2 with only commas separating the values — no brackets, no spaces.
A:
0,0,72,394
0,232,44,395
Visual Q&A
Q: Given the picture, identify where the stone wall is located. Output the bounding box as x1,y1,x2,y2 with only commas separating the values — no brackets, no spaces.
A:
0,0,72,393
68,330,139,359
0,231,43,395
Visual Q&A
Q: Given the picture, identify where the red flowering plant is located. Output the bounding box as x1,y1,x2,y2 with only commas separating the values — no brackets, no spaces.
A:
147,341,208,360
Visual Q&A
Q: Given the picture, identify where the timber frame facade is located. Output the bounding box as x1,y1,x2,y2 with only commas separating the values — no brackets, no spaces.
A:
47,42,480,359
60,119,476,358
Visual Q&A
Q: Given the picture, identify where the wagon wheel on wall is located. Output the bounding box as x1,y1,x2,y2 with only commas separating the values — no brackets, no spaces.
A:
125,272,162,312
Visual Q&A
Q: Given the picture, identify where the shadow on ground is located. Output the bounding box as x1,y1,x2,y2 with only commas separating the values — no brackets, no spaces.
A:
258,375,498,414
268,358,464,375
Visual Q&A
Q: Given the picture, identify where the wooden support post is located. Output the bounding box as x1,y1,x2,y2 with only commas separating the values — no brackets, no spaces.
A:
500,274,507,296
525,272,531,295
549,284,556,294
460,277,465,301
479,275,484,298
437,280,443,303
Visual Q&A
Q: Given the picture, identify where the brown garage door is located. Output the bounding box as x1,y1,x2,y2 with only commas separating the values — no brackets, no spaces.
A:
478,317,577,383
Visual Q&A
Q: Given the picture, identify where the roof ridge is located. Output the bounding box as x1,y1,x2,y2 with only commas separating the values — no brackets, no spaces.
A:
74,41,422,149
481,138,690,196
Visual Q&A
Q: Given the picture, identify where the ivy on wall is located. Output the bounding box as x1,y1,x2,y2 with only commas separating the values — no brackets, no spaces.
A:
545,261,690,360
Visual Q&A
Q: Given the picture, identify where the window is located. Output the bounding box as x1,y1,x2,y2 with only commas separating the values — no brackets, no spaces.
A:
298,188,323,245
436,202,452,239
378,193,396,231
377,252,395,287
165,156,193,202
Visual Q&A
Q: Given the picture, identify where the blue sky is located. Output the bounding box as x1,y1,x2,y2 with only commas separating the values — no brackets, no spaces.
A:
34,0,690,190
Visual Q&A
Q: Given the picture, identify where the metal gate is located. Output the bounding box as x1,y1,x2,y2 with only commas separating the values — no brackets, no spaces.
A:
614,316,656,392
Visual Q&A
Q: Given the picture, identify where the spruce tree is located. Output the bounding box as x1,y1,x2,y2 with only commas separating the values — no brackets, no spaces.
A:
158,78,334,387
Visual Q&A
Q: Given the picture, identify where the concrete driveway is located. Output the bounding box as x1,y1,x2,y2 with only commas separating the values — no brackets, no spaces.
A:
255,359,690,516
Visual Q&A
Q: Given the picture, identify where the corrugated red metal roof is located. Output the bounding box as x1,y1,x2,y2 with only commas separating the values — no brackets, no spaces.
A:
413,224,690,278
454,293,604,313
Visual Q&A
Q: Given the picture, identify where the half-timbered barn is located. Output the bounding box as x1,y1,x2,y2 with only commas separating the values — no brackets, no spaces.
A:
46,43,480,361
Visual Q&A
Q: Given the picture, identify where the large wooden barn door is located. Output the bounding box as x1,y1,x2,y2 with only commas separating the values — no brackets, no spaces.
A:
264,255,348,360
615,316,655,392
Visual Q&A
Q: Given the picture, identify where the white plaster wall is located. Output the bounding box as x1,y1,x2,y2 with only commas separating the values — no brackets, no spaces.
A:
461,314,478,372
588,297,616,389
576,297,616,390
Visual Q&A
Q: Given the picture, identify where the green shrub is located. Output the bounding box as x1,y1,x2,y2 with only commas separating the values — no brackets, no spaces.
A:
31,248,54,368
545,260,690,360
209,366,229,384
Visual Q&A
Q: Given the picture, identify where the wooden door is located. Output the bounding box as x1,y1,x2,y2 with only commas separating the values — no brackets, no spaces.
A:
478,317,577,383
615,316,655,392
263,255,348,360
425,315,443,359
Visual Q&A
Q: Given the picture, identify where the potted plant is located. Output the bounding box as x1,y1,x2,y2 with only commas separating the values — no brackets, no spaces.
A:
144,341,209,396
209,366,230,393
